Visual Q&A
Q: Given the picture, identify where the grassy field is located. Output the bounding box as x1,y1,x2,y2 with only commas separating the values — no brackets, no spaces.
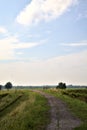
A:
0,88,87,130
43,88,87,130
0,90,50,130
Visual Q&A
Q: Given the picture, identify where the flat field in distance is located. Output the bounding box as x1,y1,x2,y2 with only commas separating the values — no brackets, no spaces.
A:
43,88,87,130
0,90,50,130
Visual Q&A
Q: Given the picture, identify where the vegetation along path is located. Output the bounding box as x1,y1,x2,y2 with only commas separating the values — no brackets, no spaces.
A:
33,90,82,130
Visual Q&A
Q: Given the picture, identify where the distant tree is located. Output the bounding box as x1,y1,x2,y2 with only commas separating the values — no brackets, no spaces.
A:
56,82,66,89
0,85,2,90
5,82,12,90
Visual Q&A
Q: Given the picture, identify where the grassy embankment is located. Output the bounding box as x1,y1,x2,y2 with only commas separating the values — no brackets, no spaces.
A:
0,90,50,130
43,88,87,130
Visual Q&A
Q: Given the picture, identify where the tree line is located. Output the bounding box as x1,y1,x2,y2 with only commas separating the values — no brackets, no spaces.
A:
0,81,66,90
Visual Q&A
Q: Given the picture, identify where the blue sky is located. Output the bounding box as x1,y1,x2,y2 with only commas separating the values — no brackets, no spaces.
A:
0,0,87,86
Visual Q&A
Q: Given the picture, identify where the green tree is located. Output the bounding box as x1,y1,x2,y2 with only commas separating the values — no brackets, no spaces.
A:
0,85,2,90
5,82,12,90
56,82,66,89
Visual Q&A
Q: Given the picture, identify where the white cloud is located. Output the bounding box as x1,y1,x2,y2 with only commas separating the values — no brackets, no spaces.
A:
0,36,44,60
28,34,41,38
0,36,17,60
16,0,78,26
16,52,23,55
0,26,8,34
62,41,87,47
0,50,87,86
13,42,40,49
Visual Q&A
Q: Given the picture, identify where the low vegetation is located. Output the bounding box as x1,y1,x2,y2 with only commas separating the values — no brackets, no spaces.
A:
0,88,87,130
43,88,87,130
0,90,50,130
62,89,87,103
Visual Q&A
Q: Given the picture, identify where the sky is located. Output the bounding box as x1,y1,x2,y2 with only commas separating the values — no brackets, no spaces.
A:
0,0,87,86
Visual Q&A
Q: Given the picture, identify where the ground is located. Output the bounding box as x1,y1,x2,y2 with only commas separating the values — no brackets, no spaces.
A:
33,90,82,130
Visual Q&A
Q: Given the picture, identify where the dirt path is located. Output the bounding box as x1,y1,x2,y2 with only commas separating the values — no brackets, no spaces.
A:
33,90,82,130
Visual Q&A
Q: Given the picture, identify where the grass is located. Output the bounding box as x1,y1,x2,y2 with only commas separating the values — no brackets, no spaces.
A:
1,88,86,130
62,89,87,103
0,90,50,130
43,88,87,130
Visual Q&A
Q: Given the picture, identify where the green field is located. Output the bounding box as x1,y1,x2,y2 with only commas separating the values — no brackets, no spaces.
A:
0,88,87,130
43,88,87,130
0,90,50,130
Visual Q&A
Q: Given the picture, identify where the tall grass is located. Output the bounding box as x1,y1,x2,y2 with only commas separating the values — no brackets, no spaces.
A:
0,90,50,130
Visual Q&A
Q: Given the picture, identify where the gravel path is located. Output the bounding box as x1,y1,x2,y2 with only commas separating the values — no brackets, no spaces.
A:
33,90,82,130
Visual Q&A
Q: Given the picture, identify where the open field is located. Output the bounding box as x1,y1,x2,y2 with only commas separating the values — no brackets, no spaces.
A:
0,88,87,130
43,89,87,130
0,90,50,130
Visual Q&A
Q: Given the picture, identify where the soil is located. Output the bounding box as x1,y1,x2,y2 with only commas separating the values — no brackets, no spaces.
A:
33,90,82,130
